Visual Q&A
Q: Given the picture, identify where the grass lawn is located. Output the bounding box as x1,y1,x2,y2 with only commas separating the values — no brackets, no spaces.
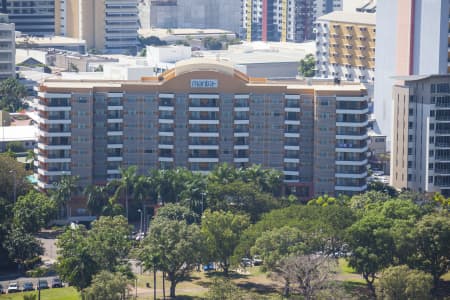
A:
0,287,79,300
338,258,357,274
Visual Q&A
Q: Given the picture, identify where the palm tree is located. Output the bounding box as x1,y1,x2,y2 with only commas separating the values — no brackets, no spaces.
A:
208,163,238,185
52,175,80,219
84,184,112,217
113,166,137,220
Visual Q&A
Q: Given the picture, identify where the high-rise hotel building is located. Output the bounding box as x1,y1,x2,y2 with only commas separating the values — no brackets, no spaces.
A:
241,0,342,42
35,59,369,198
55,0,139,54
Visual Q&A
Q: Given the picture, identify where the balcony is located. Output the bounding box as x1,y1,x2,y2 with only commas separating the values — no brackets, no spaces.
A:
189,126,218,133
335,185,367,192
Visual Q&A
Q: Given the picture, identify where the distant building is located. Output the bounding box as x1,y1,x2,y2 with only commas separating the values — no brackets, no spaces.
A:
56,0,139,54
342,0,376,12
391,75,450,196
242,0,342,42
35,59,369,200
146,0,241,34
145,42,315,78
16,36,86,54
315,11,376,84
0,13,14,80
1,0,55,36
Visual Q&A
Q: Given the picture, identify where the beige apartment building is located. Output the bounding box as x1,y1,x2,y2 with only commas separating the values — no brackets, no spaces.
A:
55,0,139,54
315,11,376,83
35,60,369,203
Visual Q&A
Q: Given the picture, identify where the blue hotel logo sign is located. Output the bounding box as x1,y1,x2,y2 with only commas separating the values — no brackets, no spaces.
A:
191,79,218,88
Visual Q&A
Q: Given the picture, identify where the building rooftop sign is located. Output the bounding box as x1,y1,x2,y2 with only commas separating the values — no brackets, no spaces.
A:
190,79,218,88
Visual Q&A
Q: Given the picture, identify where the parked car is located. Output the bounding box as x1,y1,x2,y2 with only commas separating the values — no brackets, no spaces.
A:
241,258,253,267
252,255,263,266
7,282,19,293
0,284,4,294
37,280,49,290
203,263,215,271
22,282,35,291
51,278,63,288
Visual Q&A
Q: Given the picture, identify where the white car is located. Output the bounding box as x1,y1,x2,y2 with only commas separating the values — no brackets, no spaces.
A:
7,282,19,293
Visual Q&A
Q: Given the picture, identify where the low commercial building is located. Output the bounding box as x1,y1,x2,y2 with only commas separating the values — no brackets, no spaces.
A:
16,36,87,54
35,59,369,200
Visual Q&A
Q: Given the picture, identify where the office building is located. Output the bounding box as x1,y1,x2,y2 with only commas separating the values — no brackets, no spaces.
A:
374,0,449,143
392,75,450,196
55,0,139,54
315,11,376,83
1,0,54,36
0,13,14,80
146,0,241,34
35,59,369,199
242,0,342,42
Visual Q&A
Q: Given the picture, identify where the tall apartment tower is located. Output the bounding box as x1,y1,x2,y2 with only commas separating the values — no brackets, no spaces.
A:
374,0,450,143
392,75,450,196
1,0,55,36
55,0,139,54
34,59,369,205
0,13,15,79
315,11,376,83
242,0,342,42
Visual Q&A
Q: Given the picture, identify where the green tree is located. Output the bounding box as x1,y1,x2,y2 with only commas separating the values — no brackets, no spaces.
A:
208,163,239,185
206,278,247,300
6,141,25,153
251,226,305,271
349,190,392,212
207,181,280,222
298,54,315,77
201,210,250,276
13,190,56,233
0,78,27,112
0,153,31,201
3,226,43,271
52,175,80,218
87,216,132,272
84,184,111,217
376,265,433,300
154,203,198,224
346,213,395,293
82,271,129,300
112,166,137,220
56,225,98,290
409,212,450,286
138,217,203,298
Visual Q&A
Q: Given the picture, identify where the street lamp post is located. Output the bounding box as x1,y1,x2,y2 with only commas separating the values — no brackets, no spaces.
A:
200,192,206,214
137,209,143,235
9,169,16,203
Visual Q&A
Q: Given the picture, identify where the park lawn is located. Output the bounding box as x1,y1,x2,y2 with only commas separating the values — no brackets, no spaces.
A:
338,258,357,274
0,287,79,300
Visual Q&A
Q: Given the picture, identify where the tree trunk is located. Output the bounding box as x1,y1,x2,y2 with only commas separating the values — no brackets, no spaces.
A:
223,264,229,277
282,279,290,298
169,280,177,298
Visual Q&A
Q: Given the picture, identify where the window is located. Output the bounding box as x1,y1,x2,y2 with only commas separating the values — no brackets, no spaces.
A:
428,176,433,183
430,110,435,117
